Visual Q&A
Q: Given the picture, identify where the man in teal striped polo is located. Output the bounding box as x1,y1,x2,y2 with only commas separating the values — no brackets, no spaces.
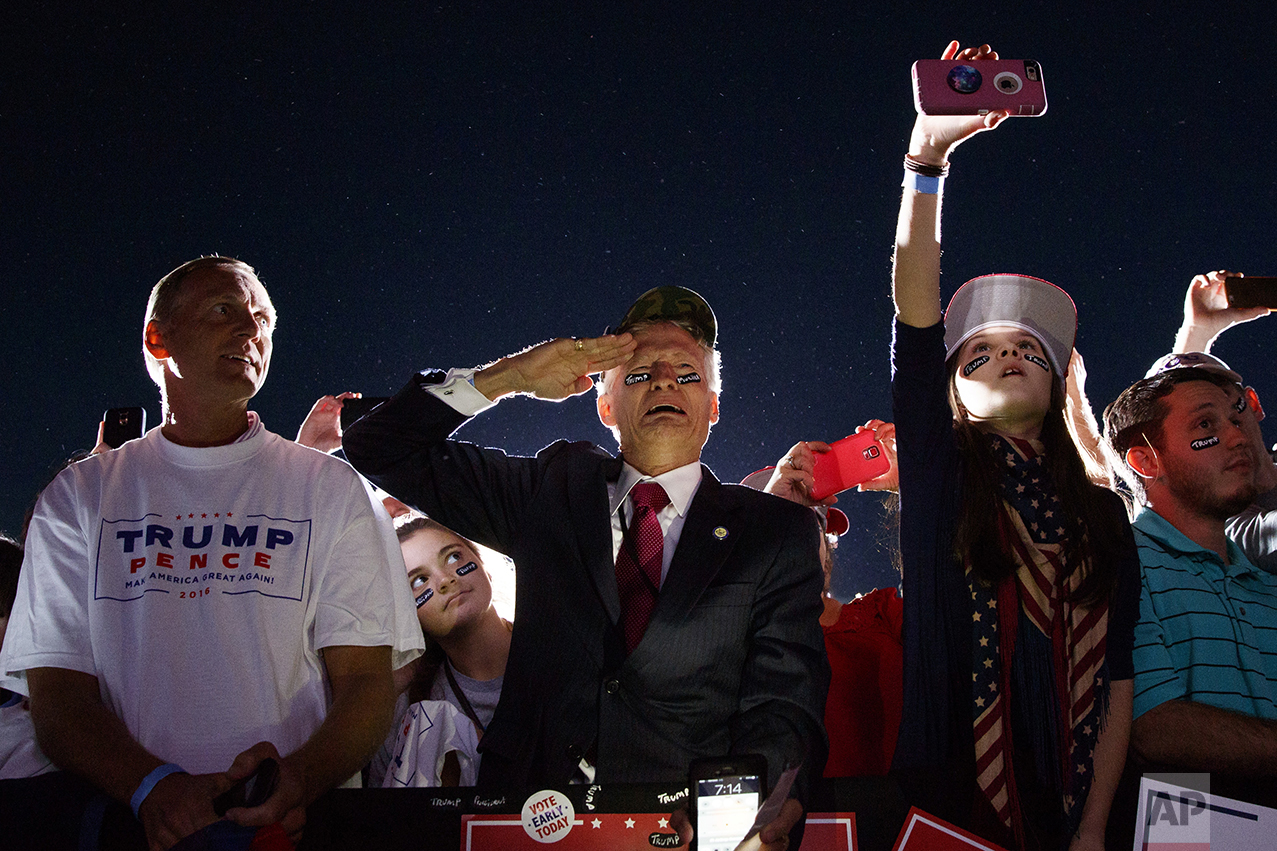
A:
1105,365,1277,776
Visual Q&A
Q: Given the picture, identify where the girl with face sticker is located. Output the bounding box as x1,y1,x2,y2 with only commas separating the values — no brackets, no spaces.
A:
369,517,512,788
889,40,1140,851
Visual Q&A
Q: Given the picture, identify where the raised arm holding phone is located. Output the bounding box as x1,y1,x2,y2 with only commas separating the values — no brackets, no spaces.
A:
889,42,1137,851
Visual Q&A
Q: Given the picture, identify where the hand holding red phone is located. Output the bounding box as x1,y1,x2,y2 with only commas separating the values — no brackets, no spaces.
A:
763,441,836,507
854,420,898,494
810,430,892,501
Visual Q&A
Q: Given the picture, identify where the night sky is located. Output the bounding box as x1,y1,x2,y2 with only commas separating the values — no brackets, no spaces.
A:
5,4,1275,597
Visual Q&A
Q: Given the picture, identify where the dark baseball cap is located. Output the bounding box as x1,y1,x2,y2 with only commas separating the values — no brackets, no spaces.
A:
609,285,717,348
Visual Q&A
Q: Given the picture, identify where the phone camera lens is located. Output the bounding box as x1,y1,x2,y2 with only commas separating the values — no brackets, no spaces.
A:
993,72,1023,94
946,64,982,94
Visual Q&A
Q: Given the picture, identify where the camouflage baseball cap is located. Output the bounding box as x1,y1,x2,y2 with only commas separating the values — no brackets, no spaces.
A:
610,285,717,348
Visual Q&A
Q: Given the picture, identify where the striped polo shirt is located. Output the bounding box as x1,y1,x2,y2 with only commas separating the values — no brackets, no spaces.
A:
1132,507,1277,720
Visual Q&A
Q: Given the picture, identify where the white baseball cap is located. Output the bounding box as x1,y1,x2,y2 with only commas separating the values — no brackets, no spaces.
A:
943,274,1077,377
1144,351,1242,384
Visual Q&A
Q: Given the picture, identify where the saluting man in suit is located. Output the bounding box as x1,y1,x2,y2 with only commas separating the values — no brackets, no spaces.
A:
344,286,829,849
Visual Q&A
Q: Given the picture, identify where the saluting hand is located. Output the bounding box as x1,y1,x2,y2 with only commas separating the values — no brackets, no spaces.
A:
474,334,636,402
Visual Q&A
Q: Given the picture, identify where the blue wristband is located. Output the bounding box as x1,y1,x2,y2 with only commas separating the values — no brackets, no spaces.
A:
902,169,943,195
131,763,187,818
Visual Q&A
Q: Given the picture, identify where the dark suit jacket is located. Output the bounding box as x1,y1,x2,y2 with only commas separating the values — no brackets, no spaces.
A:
344,372,829,796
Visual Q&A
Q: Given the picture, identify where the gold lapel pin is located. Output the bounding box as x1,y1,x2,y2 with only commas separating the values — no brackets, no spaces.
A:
713,526,729,540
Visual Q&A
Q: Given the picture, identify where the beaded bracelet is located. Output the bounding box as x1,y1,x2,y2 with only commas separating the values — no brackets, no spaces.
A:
903,153,950,178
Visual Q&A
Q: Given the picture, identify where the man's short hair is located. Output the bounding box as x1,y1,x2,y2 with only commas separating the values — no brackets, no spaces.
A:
143,256,258,384
1103,367,1239,500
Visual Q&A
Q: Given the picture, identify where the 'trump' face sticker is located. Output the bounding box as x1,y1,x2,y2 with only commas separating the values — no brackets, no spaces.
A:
962,355,990,377
414,587,434,609
456,561,478,576
1191,436,1220,451
625,371,702,385
1024,354,1051,373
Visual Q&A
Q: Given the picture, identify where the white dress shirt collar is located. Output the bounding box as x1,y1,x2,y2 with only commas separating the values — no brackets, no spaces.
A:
610,458,702,518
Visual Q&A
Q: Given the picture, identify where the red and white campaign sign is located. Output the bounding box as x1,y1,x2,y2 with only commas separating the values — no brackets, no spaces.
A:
891,807,1009,851
463,811,679,850
798,813,856,850
462,811,856,851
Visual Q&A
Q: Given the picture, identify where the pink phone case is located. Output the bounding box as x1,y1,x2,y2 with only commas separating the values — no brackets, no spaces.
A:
912,59,1047,116
811,432,891,501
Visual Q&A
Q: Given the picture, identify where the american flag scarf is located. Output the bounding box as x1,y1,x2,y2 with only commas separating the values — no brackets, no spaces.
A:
968,435,1109,848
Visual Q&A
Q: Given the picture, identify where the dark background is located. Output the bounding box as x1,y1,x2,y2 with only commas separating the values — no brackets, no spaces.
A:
4,3,1274,598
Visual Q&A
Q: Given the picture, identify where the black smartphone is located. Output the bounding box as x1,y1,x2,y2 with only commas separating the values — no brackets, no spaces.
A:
212,757,279,817
689,755,766,851
1225,276,1277,310
339,396,390,430
102,407,146,448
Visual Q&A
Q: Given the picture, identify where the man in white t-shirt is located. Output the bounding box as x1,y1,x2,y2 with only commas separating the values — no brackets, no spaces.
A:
0,257,422,848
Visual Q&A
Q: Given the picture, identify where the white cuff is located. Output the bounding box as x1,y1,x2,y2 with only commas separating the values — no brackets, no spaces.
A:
424,368,497,416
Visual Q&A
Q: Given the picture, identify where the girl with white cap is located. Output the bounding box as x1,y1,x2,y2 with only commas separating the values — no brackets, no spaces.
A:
889,41,1139,851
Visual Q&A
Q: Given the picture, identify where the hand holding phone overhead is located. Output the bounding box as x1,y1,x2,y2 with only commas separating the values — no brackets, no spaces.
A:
1225,275,1277,311
906,41,1017,172
913,58,1047,116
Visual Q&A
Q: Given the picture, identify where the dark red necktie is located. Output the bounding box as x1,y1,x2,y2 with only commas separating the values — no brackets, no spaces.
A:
615,481,670,654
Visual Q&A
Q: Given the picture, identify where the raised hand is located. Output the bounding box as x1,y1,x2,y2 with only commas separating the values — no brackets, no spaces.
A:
855,419,899,493
909,41,1010,166
764,441,836,507
296,392,360,453
474,334,636,402
1174,269,1272,354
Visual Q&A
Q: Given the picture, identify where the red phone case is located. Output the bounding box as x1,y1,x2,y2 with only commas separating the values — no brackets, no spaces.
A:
811,432,891,500
913,59,1047,116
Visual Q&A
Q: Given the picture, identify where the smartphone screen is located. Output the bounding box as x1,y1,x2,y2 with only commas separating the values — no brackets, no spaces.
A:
695,773,762,851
